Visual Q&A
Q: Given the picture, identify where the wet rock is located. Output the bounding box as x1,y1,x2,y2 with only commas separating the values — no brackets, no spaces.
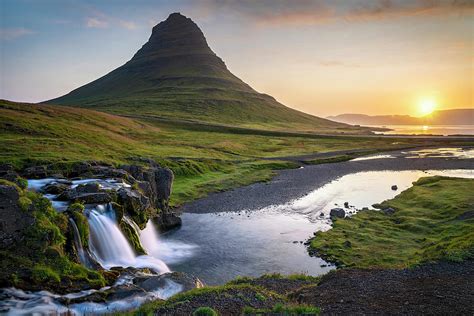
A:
75,192,112,204
154,212,182,232
344,202,349,208
330,208,346,219
43,183,69,194
134,271,204,292
391,185,398,191
57,182,101,201
0,184,35,248
117,188,152,228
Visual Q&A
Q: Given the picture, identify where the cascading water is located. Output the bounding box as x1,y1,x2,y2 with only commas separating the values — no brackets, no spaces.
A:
86,203,170,273
140,220,197,264
69,218,95,269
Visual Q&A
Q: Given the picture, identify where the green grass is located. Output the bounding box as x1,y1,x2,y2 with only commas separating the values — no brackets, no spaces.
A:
193,307,218,316
310,176,474,268
243,303,320,315
1,100,470,206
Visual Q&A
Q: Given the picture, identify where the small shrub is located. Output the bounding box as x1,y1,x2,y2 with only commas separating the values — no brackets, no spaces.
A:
193,306,218,316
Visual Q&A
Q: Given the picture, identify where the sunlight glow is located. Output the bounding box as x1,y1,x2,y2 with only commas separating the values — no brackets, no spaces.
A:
418,98,437,116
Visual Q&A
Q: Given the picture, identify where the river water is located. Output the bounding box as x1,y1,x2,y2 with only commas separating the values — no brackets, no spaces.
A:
1,148,473,314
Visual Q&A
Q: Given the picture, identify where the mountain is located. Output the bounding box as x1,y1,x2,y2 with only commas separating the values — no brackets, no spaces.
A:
47,13,357,133
328,109,474,126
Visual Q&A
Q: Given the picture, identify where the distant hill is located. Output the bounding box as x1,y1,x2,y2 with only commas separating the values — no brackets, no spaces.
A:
328,109,474,126
47,13,361,134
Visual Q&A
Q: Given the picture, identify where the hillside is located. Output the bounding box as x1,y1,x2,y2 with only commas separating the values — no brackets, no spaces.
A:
328,109,474,126
47,13,357,133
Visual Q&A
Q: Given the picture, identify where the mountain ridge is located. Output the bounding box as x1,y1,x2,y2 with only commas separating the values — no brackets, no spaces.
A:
328,109,474,126
47,13,362,134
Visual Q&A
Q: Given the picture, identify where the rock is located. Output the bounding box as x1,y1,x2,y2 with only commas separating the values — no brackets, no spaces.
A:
57,182,101,201
154,213,182,232
0,184,35,248
75,192,112,204
391,185,398,191
43,183,69,194
344,202,349,208
154,167,174,209
134,271,204,293
23,166,48,179
117,188,152,228
330,208,346,219
343,240,352,248
383,207,396,215
319,212,325,217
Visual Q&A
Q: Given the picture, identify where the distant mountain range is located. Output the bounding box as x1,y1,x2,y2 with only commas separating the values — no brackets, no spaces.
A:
47,13,363,134
327,109,474,126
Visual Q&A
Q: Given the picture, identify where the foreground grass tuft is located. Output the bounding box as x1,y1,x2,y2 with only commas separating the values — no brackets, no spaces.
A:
310,176,474,268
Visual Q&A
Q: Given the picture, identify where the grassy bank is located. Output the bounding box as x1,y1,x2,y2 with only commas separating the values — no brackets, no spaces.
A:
133,274,321,315
310,176,474,268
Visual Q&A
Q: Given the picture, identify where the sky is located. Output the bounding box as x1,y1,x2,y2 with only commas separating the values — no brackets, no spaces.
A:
1,0,473,117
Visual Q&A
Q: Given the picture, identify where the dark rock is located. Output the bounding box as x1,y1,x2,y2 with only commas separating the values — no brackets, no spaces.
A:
391,185,398,191
154,213,182,233
70,162,93,177
0,184,35,248
23,166,48,179
75,192,112,204
134,271,204,292
344,202,349,208
383,207,396,215
57,182,101,201
43,183,69,194
343,240,352,248
330,208,346,219
117,188,152,228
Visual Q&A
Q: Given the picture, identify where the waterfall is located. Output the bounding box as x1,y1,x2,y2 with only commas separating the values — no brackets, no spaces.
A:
68,218,95,269
140,220,196,264
87,204,170,274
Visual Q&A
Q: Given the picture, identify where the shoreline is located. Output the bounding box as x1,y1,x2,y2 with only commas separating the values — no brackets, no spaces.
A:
179,147,473,214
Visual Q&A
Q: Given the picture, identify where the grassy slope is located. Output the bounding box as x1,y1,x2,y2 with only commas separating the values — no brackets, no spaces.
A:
1,100,425,206
310,176,474,268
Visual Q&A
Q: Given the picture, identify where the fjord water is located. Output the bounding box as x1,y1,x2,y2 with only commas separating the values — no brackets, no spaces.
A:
162,169,474,285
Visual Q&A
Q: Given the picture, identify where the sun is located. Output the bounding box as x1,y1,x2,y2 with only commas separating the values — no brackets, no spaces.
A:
418,98,437,116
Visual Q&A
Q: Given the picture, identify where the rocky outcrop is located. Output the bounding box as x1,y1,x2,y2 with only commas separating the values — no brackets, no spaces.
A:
0,183,35,248
330,208,346,219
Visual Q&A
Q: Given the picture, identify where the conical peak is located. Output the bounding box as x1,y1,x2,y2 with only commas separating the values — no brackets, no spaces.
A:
132,13,213,60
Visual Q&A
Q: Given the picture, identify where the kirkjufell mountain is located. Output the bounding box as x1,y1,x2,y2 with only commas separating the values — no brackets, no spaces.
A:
48,13,354,132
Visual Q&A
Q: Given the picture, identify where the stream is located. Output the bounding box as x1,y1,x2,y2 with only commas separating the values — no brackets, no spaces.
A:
0,147,473,314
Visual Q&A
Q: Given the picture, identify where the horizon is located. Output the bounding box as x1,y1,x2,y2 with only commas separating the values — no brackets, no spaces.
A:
1,0,473,117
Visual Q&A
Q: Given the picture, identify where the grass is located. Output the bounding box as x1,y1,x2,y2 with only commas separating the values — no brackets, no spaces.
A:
243,303,320,315
1,99,451,207
309,176,474,268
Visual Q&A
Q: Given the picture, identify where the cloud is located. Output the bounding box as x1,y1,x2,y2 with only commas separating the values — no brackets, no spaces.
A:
119,20,138,30
85,17,108,28
199,0,474,26
0,28,34,40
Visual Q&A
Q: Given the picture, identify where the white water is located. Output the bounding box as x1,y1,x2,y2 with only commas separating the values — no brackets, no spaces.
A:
87,204,170,274
140,221,197,264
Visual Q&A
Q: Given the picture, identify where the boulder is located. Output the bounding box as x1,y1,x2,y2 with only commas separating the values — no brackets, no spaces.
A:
43,183,69,194
344,202,349,208
154,213,182,232
75,192,112,204
0,184,35,248
330,208,346,219
23,165,48,179
117,187,152,228
57,182,101,201
134,271,204,293
383,207,396,215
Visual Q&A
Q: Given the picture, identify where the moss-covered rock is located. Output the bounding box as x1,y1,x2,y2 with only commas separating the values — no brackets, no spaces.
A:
120,220,146,255
0,184,111,293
